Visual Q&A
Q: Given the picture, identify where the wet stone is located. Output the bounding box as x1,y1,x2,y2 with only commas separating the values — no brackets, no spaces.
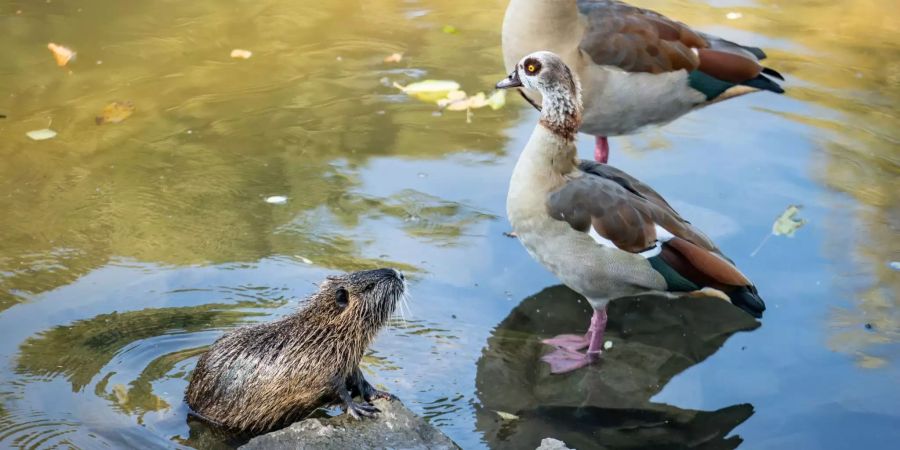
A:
536,438,574,450
240,399,459,450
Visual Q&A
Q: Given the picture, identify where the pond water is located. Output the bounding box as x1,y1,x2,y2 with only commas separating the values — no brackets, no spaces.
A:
1,0,897,448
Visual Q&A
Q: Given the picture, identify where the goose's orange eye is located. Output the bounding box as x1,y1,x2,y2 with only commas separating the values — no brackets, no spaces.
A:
527,64,536,73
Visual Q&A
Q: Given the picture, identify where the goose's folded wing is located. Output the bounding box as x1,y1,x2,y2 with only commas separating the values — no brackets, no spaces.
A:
547,167,714,253
578,160,681,219
547,169,753,289
575,0,783,96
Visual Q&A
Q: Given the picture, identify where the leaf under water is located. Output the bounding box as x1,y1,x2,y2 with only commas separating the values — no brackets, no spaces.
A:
95,101,135,125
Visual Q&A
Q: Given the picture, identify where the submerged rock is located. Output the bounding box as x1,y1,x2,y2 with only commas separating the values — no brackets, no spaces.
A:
240,398,459,450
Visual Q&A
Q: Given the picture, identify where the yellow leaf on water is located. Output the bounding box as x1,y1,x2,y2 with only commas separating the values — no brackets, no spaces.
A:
751,204,807,256
442,25,458,34
383,52,403,63
47,43,75,67
230,49,253,59
26,128,57,140
96,101,135,125
495,410,519,421
393,80,461,102
437,90,468,109
772,205,806,237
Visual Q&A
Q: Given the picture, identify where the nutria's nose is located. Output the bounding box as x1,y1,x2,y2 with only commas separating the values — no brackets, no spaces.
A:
392,269,405,281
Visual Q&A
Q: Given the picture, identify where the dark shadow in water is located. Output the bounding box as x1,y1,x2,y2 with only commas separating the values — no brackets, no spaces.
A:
475,285,760,450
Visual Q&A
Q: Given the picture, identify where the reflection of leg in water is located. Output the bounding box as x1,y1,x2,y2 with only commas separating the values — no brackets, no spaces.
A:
541,307,607,373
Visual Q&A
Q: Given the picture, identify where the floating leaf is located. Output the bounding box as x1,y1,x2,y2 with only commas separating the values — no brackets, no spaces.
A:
437,90,468,109
495,410,519,421
294,255,313,265
47,43,75,67
95,101,135,125
230,49,253,59
441,25,458,34
751,205,807,256
383,52,403,63
265,195,288,205
26,128,57,140
393,80,460,102
772,205,806,237
486,90,507,110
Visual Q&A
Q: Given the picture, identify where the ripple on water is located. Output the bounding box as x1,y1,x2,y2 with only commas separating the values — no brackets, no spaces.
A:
0,411,78,450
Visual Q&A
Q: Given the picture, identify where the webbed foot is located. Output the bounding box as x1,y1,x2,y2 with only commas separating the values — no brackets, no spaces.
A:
541,348,600,374
542,333,589,351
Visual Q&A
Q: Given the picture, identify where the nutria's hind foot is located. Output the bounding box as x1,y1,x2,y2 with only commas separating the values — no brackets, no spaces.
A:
346,400,381,419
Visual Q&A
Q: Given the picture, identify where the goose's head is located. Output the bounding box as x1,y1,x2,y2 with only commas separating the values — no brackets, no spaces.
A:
496,51,582,141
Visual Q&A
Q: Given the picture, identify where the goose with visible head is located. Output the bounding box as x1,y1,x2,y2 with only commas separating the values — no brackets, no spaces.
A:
497,51,765,373
502,0,784,163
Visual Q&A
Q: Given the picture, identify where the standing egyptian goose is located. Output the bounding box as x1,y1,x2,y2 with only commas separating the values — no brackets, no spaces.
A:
502,0,784,163
497,51,765,373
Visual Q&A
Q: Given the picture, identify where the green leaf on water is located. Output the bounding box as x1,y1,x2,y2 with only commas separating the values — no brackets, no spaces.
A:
772,204,806,237
442,25,458,34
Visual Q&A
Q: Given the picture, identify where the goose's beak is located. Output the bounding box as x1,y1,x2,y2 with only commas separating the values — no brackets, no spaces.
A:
495,69,522,90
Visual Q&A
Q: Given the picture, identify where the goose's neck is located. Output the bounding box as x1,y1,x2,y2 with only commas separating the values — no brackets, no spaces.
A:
519,126,579,177
540,80,582,147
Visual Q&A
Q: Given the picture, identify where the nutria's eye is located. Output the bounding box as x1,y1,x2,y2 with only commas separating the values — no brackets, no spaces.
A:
335,287,349,309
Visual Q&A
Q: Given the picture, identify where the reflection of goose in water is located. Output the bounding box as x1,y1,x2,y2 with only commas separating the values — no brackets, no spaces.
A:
475,285,758,449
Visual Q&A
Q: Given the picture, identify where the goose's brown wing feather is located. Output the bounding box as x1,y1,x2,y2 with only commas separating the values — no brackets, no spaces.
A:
547,163,751,287
576,0,764,83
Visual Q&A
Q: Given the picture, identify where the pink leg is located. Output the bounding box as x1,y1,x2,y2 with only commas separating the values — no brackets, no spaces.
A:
594,136,610,164
541,308,608,374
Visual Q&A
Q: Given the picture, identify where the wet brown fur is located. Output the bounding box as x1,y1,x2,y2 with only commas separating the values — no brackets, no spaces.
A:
185,269,404,432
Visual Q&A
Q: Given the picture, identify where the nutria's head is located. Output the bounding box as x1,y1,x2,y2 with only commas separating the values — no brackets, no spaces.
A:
307,268,406,329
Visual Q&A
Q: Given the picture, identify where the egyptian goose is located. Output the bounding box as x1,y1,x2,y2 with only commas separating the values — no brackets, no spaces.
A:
502,0,784,163
496,51,765,373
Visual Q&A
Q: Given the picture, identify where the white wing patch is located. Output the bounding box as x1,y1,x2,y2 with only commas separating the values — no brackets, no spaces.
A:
587,227,616,248
586,224,674,259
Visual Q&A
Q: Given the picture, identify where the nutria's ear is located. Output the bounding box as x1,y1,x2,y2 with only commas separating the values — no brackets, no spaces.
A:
335,287,349,310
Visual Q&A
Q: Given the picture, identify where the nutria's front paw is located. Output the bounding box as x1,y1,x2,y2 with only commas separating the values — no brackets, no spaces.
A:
367,389,398,402
346,400,380,419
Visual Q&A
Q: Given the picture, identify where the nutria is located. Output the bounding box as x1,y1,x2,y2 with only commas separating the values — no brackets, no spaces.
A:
185,268,406,432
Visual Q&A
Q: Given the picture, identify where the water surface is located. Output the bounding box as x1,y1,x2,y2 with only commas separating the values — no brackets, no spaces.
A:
1,0,897,448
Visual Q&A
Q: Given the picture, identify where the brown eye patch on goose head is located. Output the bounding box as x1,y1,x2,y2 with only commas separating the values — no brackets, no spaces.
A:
523,58,542,76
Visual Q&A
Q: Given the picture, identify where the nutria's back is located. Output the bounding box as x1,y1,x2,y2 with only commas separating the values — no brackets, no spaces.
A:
186,268,406,432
